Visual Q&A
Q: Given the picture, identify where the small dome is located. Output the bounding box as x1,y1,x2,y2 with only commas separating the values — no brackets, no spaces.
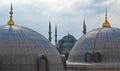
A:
62,42,73,48
58,33,76,59
68,27,120,63
58,33,76,49
62,33,76,42
0,25,65,71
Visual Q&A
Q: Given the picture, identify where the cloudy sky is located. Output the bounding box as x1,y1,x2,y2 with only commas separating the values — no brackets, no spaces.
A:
0,0,120,44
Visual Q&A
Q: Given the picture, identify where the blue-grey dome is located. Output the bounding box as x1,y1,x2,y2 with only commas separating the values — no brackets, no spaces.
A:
58,33,76,49
62,34,76,42
58,33,77,59
62,42,73,48
68,27,120,63
0,25,65,71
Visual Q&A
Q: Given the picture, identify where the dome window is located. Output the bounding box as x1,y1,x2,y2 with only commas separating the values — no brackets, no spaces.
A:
85,53,92,62
94,53,102,62
37,55,48,71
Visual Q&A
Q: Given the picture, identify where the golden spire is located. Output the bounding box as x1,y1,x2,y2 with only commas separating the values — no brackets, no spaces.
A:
8,3,15,25
102,9,111,27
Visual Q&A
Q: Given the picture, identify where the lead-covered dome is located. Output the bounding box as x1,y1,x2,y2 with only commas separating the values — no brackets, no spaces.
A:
0,25,65,71
68,27,120,63
62,33,76,42
58,33,76,59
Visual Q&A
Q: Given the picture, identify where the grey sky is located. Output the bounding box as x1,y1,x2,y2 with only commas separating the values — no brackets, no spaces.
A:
0,0,119,44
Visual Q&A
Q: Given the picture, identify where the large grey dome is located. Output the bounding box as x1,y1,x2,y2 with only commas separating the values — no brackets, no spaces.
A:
68,27,120,63
0,25,65,71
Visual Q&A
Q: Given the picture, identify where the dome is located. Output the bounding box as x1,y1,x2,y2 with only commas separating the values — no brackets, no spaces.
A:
0,25,65,71
68,27,120,63
58,33,76,59
58,33,76,49
62,42,73,48
62,33,76,42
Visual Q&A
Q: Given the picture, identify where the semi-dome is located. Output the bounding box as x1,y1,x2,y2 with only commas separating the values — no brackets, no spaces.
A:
68,27,120,63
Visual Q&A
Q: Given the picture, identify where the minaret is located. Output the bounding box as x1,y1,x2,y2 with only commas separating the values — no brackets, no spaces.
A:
48,20,52,42
102,9,111,27
8,3,15,25
83,19,87,35
67,30,70,35
55,24,57,47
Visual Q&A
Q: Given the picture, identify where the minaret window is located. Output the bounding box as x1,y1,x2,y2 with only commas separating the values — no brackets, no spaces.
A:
94,52,102,62
85,53,92,62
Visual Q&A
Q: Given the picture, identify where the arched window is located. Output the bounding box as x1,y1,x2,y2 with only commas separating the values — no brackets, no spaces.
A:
37,55,48,71
85,53,92,62
95,52,102,62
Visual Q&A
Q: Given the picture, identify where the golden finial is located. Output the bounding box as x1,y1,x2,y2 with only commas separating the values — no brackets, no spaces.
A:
8,3,15,25
102,9,111,27
105,9,107,21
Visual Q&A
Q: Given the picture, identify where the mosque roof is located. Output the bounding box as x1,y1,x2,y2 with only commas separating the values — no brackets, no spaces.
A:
68,10,120,64
0,3,65,71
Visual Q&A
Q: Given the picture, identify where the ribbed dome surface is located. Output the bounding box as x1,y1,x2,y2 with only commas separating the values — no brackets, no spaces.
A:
68,27,120,63
0,25,65,71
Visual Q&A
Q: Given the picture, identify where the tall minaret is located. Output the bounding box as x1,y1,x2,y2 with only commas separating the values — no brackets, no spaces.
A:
83,19,87,35
48,20,52,42
55,24,57,47
8,3,15,25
